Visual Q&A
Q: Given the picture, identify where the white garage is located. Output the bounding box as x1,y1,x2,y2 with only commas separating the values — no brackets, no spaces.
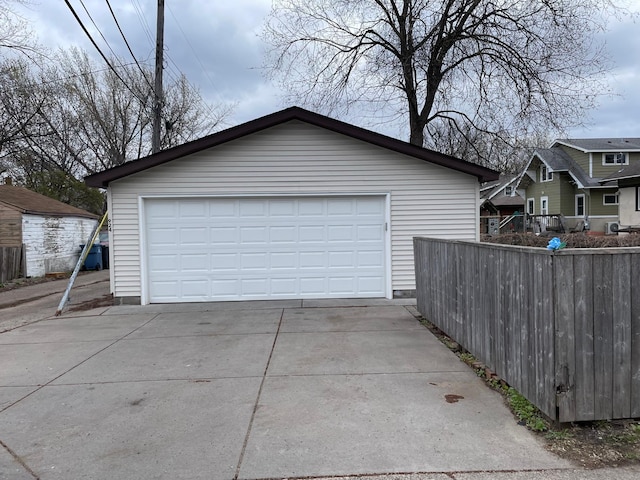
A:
86,107,497,305
144,196,387,302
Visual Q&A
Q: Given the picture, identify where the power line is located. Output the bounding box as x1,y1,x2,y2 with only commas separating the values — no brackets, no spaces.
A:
129,0,155,48
104,0,154,90
166,3,221,98
78,0,119,59
63,0,150,107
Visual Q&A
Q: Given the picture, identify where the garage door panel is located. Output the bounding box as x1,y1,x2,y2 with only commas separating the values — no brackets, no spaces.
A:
211,253,237,271
271,252,297,269
327,225,353,242
211,279,238,296
148,228,178,247
328,251,355,268
300,277,325,295
327,198,354,215
240,253,268,270
145,196,386,302
148,254,179,272
357,197,385,215
358,250,384,267
241,278,268,295
180,227,208,245
358,276,385,293
178,200,207,218
210,200,236,217
299,226,324,242
269,199,296,216
211,227,237,244
182,280,208,298
240,200,267,217
328,277,356,294
241,226,267,243
181,254,210,272
270,226,297,243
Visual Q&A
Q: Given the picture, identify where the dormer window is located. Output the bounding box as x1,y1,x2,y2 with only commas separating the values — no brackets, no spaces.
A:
603,152,628,165
540,166,553,182
504,186,513,195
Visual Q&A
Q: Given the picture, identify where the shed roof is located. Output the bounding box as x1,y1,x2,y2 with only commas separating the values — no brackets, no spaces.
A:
0,185,99,219
85,106,498,188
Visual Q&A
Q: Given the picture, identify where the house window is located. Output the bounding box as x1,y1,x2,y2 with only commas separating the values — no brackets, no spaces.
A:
603,152,628,165
504,186,513,195
603,193,619,205
527,198,534,215
540,166,553,182
575,194,585,216
540,196,549,215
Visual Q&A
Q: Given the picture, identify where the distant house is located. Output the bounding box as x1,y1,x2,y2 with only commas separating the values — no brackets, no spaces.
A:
0,184,99,277
480,174,525,217
602,162,640,230
516,138,640,233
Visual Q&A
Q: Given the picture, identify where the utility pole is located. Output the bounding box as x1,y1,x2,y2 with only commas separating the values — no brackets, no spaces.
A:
152,0,164,154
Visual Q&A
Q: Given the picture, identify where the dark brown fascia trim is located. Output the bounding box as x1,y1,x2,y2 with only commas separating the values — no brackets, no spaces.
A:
85,106,499,187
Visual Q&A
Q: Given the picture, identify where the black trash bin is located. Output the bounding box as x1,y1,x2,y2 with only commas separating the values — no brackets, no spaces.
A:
101,246,109,269
80,244,103,270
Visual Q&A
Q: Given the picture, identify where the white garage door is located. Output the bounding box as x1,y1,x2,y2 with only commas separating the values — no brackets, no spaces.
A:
144,196,387,302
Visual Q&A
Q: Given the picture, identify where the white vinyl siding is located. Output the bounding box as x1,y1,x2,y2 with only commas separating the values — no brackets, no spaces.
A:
108,120,479,299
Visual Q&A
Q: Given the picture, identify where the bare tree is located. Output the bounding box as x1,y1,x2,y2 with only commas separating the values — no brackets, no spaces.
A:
1,47,232,180
263,0,627,161
0,0,41,58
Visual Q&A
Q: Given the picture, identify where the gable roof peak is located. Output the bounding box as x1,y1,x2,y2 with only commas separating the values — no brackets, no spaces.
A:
85,106,499,187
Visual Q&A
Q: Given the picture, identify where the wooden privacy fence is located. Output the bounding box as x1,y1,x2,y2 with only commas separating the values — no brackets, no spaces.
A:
0,245,24,283
414,237,640,423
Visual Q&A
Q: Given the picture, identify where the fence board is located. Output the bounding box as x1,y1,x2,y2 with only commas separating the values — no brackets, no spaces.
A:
555,255,576,422
414,237,640,422
632,253,640,418
574,255,595,421
612,254,632,419
0,246,23,283
593,255,614,420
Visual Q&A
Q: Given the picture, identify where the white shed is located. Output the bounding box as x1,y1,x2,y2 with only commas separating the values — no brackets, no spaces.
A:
85,107,497,304
0,185,99,278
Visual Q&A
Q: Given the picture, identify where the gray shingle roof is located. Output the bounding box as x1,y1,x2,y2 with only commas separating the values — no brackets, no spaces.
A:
602,161,640,181
555,138,640,151
533,148,599,188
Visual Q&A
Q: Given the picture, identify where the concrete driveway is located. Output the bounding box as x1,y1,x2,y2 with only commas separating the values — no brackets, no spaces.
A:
0,298,571,479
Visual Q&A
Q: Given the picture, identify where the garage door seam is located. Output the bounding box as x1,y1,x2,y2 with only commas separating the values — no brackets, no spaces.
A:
233,307,285,480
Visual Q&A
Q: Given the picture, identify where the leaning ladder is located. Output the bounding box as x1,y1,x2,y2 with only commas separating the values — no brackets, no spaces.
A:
55,211,108,316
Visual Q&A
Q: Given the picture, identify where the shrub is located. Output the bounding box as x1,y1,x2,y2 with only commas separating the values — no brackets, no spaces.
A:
481,233,640,248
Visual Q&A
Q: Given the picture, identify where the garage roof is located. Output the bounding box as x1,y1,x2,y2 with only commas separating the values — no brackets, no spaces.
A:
85,107,499,188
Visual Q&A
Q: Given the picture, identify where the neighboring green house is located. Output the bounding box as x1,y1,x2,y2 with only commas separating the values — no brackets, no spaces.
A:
516,138,640,234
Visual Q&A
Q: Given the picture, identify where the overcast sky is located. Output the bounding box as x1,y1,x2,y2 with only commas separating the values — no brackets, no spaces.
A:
13,0,640,142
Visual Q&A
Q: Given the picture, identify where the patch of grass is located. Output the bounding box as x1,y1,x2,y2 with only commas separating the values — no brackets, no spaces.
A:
507,388,549,432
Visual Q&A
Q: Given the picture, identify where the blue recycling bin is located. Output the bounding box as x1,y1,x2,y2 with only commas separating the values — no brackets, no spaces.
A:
80,244,103,270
